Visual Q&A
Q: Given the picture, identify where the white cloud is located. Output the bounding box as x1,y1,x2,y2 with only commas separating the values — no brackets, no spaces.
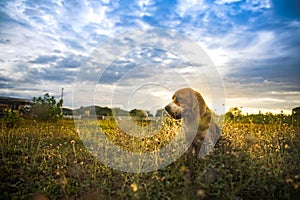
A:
176,0,207,18
215,0,242,5
138,0,155,16
102,0,110,4
242,0,272,11
241,31,275,58
223,77,300,114
151,90,172,99
0,0,298,115
185,26,279,76
270,91,300,95
86,5,109,24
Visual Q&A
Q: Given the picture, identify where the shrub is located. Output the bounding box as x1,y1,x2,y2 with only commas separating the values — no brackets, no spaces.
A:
28,93,63,121
3,110,21,128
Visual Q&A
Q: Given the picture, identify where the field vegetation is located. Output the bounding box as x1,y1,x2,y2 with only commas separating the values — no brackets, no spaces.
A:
0,110,300,199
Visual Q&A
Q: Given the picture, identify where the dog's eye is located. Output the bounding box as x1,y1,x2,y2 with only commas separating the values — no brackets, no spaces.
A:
173,96,180,106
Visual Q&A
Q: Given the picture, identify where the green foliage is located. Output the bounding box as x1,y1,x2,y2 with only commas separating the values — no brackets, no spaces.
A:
72,106,113,116
95,106,112,116
225,107,297,125
29,93,63,121
3,110,21,128
225,107,242,122
129,109,149,119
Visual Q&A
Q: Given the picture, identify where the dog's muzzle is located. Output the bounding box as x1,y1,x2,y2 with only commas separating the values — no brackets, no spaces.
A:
165,102,183,119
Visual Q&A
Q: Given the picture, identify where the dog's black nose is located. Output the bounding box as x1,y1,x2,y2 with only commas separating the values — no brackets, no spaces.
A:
165,105,170,112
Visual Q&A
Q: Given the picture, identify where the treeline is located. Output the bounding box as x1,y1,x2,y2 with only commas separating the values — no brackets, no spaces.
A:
225,107,300,126
70,106,164,118
2,93,299,127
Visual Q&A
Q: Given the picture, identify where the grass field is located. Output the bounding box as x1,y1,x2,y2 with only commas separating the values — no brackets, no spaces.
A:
0,118,299,199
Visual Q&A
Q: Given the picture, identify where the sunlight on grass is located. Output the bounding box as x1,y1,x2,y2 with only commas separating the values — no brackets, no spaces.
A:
0,118,299,199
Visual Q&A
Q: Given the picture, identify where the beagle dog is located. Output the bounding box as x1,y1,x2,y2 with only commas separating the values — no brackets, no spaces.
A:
165,88,220,158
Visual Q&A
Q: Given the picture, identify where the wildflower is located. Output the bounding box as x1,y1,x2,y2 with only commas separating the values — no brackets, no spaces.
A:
60,175,67,186
196,189,206,199
286,178,294,184
181,165,187,172
71,140,77,159
130,183,138,192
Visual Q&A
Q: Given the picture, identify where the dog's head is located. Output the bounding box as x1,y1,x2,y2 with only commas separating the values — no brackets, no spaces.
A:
165,88,211,130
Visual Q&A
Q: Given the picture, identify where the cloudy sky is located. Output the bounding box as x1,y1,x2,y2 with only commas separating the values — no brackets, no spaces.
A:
0,0,299,114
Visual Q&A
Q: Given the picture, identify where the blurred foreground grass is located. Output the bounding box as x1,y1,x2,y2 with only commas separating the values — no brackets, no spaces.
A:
0,118,299,199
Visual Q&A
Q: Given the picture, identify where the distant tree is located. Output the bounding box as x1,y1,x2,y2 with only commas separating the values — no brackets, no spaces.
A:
292,107,300,126
230,107,242,117
29,93,63,121
129,109,148,119
292,107,300,116
95,106,112,116
225,107,242,122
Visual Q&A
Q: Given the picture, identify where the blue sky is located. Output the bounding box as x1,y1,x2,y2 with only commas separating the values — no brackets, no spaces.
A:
0,0,299,114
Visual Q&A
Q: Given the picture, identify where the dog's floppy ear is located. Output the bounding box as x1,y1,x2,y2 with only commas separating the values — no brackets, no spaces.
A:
191,91,200,117
192,90,206,116
199,107,212,131
191,90,212,131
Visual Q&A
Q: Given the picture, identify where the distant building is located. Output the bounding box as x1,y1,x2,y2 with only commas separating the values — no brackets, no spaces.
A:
0,96,32,117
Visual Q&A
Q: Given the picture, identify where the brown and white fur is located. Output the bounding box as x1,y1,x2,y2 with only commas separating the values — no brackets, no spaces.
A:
165,88,220,158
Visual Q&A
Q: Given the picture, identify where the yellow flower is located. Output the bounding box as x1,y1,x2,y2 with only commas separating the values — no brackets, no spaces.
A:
130,183,138,192
196,189,206,199
181,165,187,172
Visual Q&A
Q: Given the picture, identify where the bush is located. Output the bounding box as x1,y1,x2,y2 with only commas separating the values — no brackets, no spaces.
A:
28,93,63,121
3,110,21,128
